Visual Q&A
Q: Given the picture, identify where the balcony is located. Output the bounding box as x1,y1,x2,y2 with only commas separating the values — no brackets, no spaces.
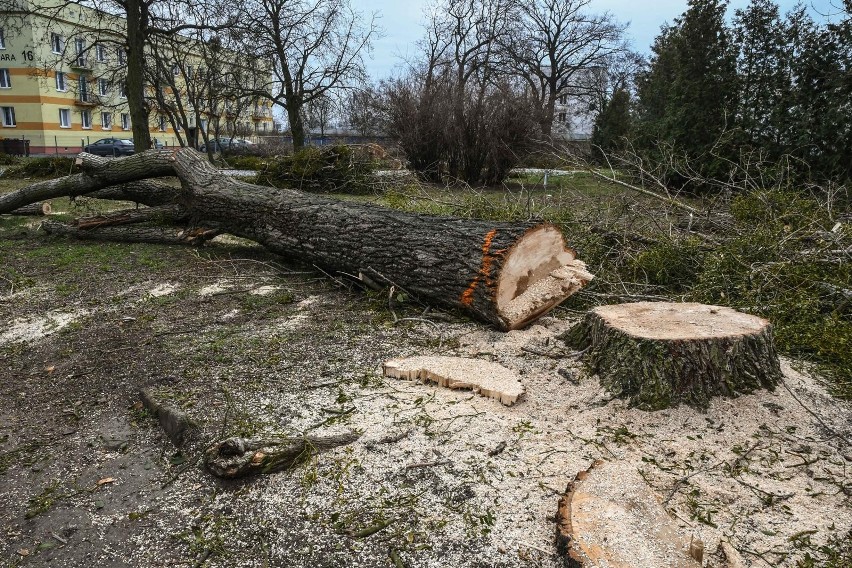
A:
70,57,92,71
74,93,99,107
252,109,270,120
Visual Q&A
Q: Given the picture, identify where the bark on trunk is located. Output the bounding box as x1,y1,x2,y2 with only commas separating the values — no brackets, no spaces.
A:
86,180,180,207
125,0,153,150
6,149,593,330
287,102,306,151
562,302,782,410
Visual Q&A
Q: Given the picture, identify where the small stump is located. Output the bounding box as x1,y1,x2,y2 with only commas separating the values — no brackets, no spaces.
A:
563,302,782,410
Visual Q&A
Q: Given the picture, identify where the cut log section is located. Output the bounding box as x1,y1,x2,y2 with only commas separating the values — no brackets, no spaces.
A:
383,356,525,405
556,460,701,568
8,202,52,216
562,302,782,410
0,149,594,329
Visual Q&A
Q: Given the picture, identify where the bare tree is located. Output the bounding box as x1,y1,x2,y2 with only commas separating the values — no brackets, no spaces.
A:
304,92,336,139
238,0,378,151
382,0,541,185
342,85,385,137
503,0,627,137
145,31,268,160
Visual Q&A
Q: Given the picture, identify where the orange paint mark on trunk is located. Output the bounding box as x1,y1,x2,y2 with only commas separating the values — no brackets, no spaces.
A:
460,229,498,307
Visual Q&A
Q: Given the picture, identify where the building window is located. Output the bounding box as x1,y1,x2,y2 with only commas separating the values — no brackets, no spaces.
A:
81,109,92,129
1,106,15,127
74,37,86,66
0,69,10,88
78,77,90,102
558,112,567,123
59,108,71,128
262,121,267,132
0,28,6,49
121,113,129,130
95,43,107,62
98,78,109,96
50,33,64,54
118,82,126,99
55,71,66,91
558,94,567,105
200,118,207,132
158,115,167,131
101,112,112,129
172,64,180,76
187,65,194,78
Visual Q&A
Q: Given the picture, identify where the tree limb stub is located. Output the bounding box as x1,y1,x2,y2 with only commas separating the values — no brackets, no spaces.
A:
204,432,361,478
6,149,593,329
139,388,361,479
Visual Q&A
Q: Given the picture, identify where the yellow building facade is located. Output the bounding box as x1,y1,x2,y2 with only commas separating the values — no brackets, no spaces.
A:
0,0,273,155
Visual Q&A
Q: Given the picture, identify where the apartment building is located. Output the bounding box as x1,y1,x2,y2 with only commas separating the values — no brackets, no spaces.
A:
0,0,273,155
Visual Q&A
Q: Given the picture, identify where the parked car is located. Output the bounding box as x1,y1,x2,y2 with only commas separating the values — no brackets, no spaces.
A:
198,138,255,153
83,138,135,156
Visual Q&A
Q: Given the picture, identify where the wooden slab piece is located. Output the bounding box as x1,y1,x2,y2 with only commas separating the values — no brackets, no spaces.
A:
383,356,525,406
556,460,701,568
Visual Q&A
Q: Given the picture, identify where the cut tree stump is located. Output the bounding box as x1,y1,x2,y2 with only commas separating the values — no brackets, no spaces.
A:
556,460,701,568
562,302,782,410
0,149,594,330
383,356,525,405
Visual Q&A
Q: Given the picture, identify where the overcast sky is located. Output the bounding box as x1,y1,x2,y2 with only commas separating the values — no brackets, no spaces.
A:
351,0,842,79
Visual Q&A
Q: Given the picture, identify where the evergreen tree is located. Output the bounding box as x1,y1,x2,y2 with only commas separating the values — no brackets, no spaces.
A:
732,0,789,157
635,0,738,188
787,3,851,181
591,87,632,162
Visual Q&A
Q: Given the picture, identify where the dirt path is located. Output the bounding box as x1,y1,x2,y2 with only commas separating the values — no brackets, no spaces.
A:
1,226,850,567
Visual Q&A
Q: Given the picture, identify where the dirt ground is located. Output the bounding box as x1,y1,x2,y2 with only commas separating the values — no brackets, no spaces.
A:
1,211,850,568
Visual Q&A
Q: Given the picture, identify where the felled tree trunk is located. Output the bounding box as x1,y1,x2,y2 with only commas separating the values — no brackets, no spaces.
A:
562,302,782,410
2,149,593,330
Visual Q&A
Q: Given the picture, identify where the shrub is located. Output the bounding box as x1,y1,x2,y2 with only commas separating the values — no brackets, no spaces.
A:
692,191,850,395
0,152,17,166
257,145,375,194
633,238,705,289
3,157,75,178
225,155,267,171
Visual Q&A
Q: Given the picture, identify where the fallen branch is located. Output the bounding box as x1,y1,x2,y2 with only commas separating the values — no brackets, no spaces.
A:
8,202,52,216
